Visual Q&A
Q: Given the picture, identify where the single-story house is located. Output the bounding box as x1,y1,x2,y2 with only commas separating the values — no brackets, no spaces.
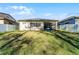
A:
58,16,79,32
0,12,18,32
18,19,58,31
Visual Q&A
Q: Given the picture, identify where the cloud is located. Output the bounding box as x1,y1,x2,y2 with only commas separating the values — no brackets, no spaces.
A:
9,6,33,11
45,13,79,20
43,13,69,20
1,5,79,20
43,13,79,20
66,13,79,16
44,13,52,17
5,6,35,20
10,11,34,20
17,11,33,16
6,5,34,15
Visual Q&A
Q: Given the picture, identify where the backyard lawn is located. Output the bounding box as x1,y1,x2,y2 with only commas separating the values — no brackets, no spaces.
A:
0,30,79,55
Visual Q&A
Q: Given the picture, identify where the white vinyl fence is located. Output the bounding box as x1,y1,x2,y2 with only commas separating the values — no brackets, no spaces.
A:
59,24,79,32
0,24,16,32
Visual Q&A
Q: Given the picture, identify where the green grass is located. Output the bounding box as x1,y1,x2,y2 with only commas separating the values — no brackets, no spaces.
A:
0,30,79,55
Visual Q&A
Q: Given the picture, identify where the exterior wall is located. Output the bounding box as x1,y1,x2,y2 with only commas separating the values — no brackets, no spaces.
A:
0,19,18,32
4,19,15,25
30,22,44,30
0,20,4,24
0,19,13,24
4,19,10,24
51,22,58,30
19,22,44,31
0,13,18,32
0,24,16,32
19,22,30,30
19,21,58,31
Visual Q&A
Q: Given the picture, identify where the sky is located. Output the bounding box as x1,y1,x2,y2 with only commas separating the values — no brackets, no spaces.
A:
0,3,79,20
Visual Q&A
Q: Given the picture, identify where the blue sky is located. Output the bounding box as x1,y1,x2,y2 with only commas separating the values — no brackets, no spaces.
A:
0,3,79,20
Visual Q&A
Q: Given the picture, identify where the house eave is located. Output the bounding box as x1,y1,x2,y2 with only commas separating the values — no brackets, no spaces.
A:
18,19,58,22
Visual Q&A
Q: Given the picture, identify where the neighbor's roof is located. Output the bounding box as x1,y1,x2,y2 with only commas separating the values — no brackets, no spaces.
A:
59,16,79,23
0,12,16,21
18,18,58,22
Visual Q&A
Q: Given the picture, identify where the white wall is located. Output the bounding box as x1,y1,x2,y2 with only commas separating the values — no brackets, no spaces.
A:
51,22,58,30
0,20,4,24
19,22,44,31
19,22,30,30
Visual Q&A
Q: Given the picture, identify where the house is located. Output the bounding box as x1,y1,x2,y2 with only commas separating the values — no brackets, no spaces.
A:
0,12,18,32
58,16,79,32
18,19,58,31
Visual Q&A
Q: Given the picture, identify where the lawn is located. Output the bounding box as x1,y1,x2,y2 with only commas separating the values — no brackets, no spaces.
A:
0,30,79,55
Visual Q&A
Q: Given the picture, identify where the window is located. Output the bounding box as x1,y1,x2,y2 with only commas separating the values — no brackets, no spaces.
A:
30,22,41,27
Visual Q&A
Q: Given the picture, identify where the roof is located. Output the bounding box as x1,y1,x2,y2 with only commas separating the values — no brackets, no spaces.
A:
0,12,16,22
18,18,58,22
59,16,79,23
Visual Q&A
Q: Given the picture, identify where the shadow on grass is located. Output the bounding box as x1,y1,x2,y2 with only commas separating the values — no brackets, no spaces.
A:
0,32,26,50
54,32,79,49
